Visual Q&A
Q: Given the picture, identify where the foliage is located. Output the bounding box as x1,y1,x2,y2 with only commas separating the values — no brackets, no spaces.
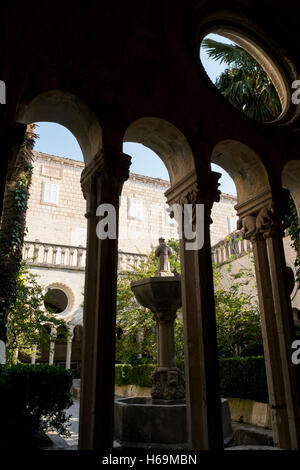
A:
115,363,155,388
0,129,36,342
6,263,69,365
117,238,262,362
0,364,73,448
116,239,181,364
202,38,282,121
219,356,268,403
284,195,300,285
114,356,269,403
214,260,263,358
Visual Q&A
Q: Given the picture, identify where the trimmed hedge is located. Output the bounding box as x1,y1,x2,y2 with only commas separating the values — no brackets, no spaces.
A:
115,356,269,403
219,356,268,403
0,364,73,448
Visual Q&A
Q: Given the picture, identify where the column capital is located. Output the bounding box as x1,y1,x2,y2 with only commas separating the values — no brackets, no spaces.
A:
153,310,177,323
80,150,131,199
165,170,221,224
237,202,286,242
165,170,221,207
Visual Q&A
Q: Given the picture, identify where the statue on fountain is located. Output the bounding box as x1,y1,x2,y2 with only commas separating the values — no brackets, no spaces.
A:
154,237,173,277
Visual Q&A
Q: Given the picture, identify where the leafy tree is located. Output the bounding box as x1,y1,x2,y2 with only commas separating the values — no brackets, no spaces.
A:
116,239,182,364
284,195,300,285
116,238,262,362
202,38,282,121
0,125,36,343
213,260,263,357
6,263,68,365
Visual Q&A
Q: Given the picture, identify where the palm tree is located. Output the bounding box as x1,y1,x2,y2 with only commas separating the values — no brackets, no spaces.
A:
202,38,282,121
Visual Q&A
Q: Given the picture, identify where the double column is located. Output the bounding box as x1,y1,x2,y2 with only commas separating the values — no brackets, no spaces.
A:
165,170,224,450
78,150,130,450
238,197,300,449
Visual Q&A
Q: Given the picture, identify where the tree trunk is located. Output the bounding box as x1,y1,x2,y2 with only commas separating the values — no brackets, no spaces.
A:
0,124,35,344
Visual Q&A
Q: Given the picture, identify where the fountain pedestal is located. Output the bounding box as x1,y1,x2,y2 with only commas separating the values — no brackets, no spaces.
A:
130,275,184,400
114,239,233,448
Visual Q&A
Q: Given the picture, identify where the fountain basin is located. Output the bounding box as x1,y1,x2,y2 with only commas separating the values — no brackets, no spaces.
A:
114,396,233,449
131,276,181,313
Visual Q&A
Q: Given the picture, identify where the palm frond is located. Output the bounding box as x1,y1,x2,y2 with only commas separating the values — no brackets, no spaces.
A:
203,37,282,121
202,38,257,68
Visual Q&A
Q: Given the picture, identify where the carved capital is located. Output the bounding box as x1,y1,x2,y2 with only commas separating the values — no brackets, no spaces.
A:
153,310,177,324
166,170,221,225
256,203,285,239
238,203,285,242
80,150,131,199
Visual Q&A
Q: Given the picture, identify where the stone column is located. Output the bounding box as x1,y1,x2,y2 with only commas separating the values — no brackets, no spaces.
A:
66,330,74,370
165,170,224,450
238,203,300,449
49,342,55,365
49,328,57,366
31,345,37,365
152,310,185,401
78,151,130,451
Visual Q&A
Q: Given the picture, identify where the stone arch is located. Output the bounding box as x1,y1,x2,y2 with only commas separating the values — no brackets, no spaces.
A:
211,140,271,205
15,90,102,164
123,117,195,187
282,160,300,216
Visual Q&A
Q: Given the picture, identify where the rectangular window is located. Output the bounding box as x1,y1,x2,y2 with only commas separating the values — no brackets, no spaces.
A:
227,216,236,234
42,182,59,205
128,198,143,219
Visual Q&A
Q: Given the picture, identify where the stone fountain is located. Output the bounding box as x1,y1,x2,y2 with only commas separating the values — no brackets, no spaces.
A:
114,238,233,448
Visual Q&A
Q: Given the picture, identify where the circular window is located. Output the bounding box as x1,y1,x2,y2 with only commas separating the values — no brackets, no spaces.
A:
44,288,68,314
200,31,287,123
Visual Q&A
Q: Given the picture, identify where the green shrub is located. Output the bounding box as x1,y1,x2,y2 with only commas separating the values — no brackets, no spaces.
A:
127,364,155,387
219,356,268,403
115,356,269,403
0,364,73,448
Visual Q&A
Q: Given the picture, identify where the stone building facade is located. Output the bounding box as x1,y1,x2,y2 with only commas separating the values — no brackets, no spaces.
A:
23,151,238,366
24,152,300,368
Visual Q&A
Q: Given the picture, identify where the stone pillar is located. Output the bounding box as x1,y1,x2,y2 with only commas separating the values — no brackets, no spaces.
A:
31,345,37,365
238,202,300,449
152,310,185,401
165,170,223,450
66,331,73,370
13,347,19,365
49,342,55,365
49,328,57,366
156,311,176,369
78,151,130,451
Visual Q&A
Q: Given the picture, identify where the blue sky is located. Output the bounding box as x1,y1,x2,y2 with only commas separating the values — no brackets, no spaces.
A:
33,34,236,195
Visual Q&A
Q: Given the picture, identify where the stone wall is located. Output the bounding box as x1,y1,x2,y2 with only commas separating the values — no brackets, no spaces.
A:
24,152,239,333
215,235,300,311
26,152,238,252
